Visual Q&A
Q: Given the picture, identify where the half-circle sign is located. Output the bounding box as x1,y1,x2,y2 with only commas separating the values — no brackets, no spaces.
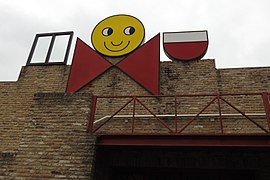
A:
163,31,208,61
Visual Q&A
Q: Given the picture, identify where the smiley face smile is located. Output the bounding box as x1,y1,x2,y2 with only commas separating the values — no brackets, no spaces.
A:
111,41,123,46
104,41,130,52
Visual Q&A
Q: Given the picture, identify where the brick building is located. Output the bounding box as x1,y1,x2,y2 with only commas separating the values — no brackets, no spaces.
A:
1,32,270,179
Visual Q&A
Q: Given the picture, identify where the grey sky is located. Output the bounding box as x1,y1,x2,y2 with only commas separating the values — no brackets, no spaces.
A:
1,0,270,81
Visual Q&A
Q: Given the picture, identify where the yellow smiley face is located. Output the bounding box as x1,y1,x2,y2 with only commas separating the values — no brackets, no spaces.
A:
91,14,145,57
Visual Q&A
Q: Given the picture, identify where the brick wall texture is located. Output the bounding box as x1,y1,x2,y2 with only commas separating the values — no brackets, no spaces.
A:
1,59,270,179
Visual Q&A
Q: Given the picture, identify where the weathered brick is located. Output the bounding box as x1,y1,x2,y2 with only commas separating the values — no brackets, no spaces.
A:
1,59,270,179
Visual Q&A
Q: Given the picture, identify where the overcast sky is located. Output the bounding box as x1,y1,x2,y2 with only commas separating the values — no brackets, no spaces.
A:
1,0,270,81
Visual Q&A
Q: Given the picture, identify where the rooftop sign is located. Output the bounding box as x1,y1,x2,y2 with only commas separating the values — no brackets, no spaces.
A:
64,14,209,95
163,31,208,61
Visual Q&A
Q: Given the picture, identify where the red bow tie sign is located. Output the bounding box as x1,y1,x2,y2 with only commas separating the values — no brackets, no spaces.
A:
66,34,160,95
66,14,209,95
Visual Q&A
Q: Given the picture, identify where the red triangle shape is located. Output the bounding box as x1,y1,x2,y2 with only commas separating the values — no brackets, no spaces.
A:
116,34,160,95
66,38,112,93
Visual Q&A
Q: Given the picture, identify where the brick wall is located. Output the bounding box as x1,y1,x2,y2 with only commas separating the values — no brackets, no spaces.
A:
81,59,219,95
12,93,95,179
0,66,96,179
218,67,270,93
160,60,219,94
1,59,270,179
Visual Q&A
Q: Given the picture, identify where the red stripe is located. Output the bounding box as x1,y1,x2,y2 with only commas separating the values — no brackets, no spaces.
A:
164,41,208,61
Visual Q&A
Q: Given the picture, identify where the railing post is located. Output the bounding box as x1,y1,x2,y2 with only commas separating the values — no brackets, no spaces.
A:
217,94,224,134
87,95,97,133
174,95,178,133
261,92,270,132
132,97,136,134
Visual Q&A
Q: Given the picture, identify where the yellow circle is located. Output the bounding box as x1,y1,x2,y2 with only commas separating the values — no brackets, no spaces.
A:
91,14,145,57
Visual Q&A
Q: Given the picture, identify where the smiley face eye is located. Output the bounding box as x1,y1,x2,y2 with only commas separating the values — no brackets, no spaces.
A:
102,27,113,36
124,26,135,35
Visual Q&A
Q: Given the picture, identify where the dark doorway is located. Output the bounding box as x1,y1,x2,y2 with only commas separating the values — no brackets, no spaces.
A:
111,167,256,180
94,147,265,180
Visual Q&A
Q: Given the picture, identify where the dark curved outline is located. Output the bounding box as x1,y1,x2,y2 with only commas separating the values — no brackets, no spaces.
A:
104,41,130,52
123,26,135,35
111,41,123,46
102,27,113,36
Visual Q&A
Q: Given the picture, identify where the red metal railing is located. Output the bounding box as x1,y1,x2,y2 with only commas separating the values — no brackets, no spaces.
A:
87,92,270,135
